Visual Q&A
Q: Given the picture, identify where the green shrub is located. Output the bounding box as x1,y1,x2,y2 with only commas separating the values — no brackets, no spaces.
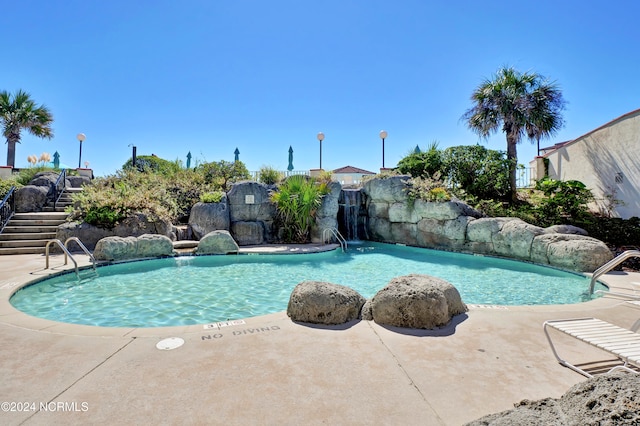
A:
197,160,250,190
397,143,443,177
534,177,593,226
258,166,282,185
200,191,224,203
441,145,512,201
270,175,329,243
406,173,450,204
122,155,182,177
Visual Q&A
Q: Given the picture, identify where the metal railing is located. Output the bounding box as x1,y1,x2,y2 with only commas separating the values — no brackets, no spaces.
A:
45,237,97,278
48,168,67,209
64,237,96,271
45,239,79,278
322,227,347,252
0,186,16,234
589,250,640,295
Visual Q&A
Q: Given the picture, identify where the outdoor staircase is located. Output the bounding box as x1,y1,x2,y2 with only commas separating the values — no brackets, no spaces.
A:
0,187,81,255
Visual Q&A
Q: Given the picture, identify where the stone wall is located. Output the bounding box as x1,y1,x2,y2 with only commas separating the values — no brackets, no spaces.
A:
363,175,613,272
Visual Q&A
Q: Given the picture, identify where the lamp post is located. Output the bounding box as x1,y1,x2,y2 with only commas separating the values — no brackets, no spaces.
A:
317,132,324,170
77,133,86,168
379,130,388,169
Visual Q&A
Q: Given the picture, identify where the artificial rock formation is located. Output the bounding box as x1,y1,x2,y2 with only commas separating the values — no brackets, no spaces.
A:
195,230,239,255
93,234,175,261
370,274,467,329
363,175,613,272
189,199,230,240
287,281,366,325
226,181,276,245
15,185,49,213
58,213,174,250
466,372,640,425
311,181,341,243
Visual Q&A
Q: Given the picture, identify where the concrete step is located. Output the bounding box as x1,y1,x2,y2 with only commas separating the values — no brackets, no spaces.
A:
0,239,50,248
0,246,46,255
173,240,199,249
8,219,66,226
0,232,57,241
12,212,69,220
42,206,69,213
2,225,60,233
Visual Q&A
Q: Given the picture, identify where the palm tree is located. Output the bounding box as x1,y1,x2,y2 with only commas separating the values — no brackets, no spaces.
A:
462,67,565,201
0,90,54,167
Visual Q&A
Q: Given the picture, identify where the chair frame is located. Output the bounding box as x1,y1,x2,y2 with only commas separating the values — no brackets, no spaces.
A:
543,317,640,378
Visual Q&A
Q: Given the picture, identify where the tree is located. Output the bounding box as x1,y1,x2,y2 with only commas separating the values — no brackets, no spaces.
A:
197,160,250,191
462,67,565,201
0,90,54,167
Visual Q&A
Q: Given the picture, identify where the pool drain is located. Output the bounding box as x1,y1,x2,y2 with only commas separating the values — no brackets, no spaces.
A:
156,337,185,350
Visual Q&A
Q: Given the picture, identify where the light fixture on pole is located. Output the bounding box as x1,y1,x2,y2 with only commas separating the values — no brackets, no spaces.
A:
317,132,325,170
379,130,388,168
77,133,86,168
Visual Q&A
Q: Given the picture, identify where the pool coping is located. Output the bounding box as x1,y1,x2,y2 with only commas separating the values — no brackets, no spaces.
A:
0,244,637,338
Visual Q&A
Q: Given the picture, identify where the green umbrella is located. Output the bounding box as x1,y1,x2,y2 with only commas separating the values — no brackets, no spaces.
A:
287,146,294,171
234,148,240,162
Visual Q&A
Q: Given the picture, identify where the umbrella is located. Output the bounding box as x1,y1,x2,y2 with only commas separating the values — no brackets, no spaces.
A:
186,151,192,169
234,148,240,162
414,145,421,154
287,146,294,171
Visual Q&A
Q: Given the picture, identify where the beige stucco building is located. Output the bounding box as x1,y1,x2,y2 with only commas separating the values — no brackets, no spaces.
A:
530,108,640,219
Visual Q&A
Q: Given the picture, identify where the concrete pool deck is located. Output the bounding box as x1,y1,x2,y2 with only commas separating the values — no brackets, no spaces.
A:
1,249,640,425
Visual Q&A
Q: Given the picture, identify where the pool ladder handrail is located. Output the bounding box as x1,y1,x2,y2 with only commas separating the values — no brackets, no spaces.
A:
322,227,347,252
45,237,96,279
589,249,640,295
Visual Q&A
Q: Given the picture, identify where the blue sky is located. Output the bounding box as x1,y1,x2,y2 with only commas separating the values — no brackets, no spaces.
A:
2,0,639,177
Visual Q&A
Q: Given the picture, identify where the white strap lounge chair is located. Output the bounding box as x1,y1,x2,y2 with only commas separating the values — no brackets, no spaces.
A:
543,317,640,378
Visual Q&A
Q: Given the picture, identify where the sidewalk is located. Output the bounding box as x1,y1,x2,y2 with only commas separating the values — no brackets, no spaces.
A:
1,252,639,425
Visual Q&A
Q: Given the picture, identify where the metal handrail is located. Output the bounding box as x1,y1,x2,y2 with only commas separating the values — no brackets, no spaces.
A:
589,250,640,294
322,227,347,252
45,239,78,278
50,168,67,209
0,186,16,233
64,237,96,271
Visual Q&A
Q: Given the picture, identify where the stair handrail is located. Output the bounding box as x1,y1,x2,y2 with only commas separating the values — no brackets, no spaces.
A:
50,168,67,209
45,239,79,278
0,186,16,234
322,227,348,252
64,237,96,271
589,250,640,294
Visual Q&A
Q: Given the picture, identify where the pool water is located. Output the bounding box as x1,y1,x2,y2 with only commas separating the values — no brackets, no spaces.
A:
10,242,605,328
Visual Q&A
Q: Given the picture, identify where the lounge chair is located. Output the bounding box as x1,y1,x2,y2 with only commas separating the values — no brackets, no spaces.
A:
543,317,640,377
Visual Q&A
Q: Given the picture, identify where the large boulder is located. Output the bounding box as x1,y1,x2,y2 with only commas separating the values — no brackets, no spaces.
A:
466,372,640,426
231,221,264,245
188,199,230,240
15,185,49,212
227,181,276,222
114,213,174,240
287,281,366,325
29,171,70,188
363,174,411,203
492,218,545,260
196,230,239,255
67,175,91,188
531,233,613,272
370,274,467,329
93,234,174,261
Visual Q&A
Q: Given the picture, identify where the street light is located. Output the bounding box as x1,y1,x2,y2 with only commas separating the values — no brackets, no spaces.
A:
379,130,388,168
77,133,86,168
317,132,325,170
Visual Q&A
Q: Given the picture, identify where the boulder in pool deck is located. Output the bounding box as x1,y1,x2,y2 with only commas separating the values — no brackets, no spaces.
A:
93,234,175,261
465,372,640,426
287,281,366,325
195,230,239,255
370,274,467,329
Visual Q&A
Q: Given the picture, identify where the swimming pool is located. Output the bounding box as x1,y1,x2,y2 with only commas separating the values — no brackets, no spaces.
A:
10,242,605,328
